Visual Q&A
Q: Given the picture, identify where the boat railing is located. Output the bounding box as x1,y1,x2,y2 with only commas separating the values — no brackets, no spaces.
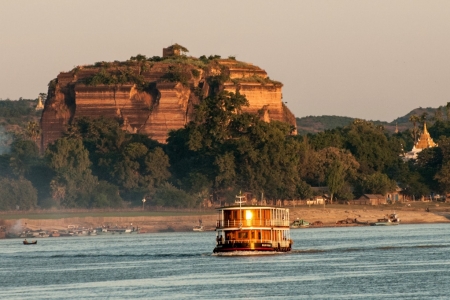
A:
217,219,290,228
219,239,292,247
221,239,274,245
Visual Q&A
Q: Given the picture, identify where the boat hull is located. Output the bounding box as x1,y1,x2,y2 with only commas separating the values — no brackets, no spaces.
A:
213,242,291,253
371,222,399,226
23,241,37,245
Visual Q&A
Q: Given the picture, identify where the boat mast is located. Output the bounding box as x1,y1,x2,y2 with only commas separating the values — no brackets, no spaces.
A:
236,191,246,228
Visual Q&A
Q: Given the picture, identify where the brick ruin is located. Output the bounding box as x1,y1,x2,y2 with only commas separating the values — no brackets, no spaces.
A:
40,47,297,150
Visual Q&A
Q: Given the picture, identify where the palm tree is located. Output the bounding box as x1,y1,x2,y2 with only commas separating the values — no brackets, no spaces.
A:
434,107,443,121
26,121,41,143
409,114,420,143
420,112,428,123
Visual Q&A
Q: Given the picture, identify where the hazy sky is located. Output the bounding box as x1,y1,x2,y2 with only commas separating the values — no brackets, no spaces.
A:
2,1,450,122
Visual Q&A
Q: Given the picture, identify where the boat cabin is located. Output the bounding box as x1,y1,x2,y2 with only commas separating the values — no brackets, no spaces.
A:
214,195,292,253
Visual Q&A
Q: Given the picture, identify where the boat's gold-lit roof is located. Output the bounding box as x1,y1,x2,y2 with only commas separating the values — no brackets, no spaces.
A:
216,205,288,211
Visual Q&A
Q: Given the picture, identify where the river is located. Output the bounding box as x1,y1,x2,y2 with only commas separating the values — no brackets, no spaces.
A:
1,224,449,299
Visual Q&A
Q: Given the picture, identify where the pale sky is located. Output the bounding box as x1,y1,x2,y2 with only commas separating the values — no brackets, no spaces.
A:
2,0,450,122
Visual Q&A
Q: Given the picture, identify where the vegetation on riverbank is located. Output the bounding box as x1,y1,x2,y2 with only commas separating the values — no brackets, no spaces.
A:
3,92,450,212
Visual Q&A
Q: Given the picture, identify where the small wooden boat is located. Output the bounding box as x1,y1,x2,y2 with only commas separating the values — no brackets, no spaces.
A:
370,213,400,226
193,225,204,232
50,230,60,237
23,240,37,245
290,218,309,228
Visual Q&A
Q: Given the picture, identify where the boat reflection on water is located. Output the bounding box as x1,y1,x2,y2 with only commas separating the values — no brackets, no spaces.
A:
213,193,292,254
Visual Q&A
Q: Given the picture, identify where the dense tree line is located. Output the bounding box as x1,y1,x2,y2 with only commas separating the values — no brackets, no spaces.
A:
0,99,36,118
1,93,450,210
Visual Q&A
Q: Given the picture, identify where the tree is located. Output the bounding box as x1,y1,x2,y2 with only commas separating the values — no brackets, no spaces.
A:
359,172,397,195
434,107,443,121
311,147,359,186
296,180,313,199
25,121,41,143
0,177,37,210
409,114,420,144
39,93,47,102
9,139,39,177
166,91,306,201
152,182,197,208
446,102,450,120
66,117,168,203
420,112,428,123
90,181,122,208
143,147,171,190
170,43,189,53
326,160,345,203
343,120,400,174
45,138,99,208
434,162,450,194
415,147,442,193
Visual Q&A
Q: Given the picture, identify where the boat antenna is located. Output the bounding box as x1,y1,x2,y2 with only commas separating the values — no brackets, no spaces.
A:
235,190,246,228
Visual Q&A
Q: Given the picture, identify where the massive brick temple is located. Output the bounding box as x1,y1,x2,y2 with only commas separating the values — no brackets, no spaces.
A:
40,45,297,150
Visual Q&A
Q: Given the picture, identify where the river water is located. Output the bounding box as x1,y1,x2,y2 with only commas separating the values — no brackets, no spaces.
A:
1,224,450,299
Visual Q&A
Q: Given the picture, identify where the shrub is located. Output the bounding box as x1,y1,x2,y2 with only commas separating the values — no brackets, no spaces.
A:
152,183,197,208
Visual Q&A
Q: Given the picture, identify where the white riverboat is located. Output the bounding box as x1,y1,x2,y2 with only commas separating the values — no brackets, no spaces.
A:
213,193,293,254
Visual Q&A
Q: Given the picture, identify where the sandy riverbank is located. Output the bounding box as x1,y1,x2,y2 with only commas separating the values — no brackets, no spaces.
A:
3,204,450,234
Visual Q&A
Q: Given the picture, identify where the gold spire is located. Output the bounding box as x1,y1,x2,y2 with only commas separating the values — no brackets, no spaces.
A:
35,95,44,111
423,122,429,135
415,122,436,149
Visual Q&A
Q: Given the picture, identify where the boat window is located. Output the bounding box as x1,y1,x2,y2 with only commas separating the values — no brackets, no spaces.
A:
238,231,248,239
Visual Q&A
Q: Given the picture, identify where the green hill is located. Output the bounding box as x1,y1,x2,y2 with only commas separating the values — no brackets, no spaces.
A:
296,106,444,135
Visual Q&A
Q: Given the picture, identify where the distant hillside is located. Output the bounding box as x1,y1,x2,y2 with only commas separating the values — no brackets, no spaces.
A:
392,107,438,127
296,116,355,135
296,106,445,135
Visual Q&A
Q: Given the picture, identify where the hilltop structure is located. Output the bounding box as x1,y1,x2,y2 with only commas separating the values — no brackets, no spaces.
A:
40,45,296,150
35,95,44,111
402,122,437,160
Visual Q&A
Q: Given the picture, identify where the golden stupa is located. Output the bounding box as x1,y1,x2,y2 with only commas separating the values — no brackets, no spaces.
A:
414,122,437,149
35,95,44,111
403,122,437,160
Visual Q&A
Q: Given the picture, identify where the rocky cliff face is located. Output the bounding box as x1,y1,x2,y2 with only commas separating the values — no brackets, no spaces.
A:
40,49,297,149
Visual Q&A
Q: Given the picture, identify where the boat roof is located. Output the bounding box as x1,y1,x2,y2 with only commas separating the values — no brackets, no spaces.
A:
216,205,288,210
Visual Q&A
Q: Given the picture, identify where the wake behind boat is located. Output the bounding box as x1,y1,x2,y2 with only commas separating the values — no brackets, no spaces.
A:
213,193,292,254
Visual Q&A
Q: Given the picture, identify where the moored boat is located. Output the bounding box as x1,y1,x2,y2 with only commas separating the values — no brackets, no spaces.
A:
193,225,204,232
213,193,293,254
290,218,309,228
371,213,400,226
50,230,60,237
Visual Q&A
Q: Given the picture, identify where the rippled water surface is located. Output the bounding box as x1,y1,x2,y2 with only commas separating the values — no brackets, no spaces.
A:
1,224,450,299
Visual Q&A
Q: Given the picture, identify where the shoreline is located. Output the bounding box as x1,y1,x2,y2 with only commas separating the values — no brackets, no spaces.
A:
1,204,449,235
